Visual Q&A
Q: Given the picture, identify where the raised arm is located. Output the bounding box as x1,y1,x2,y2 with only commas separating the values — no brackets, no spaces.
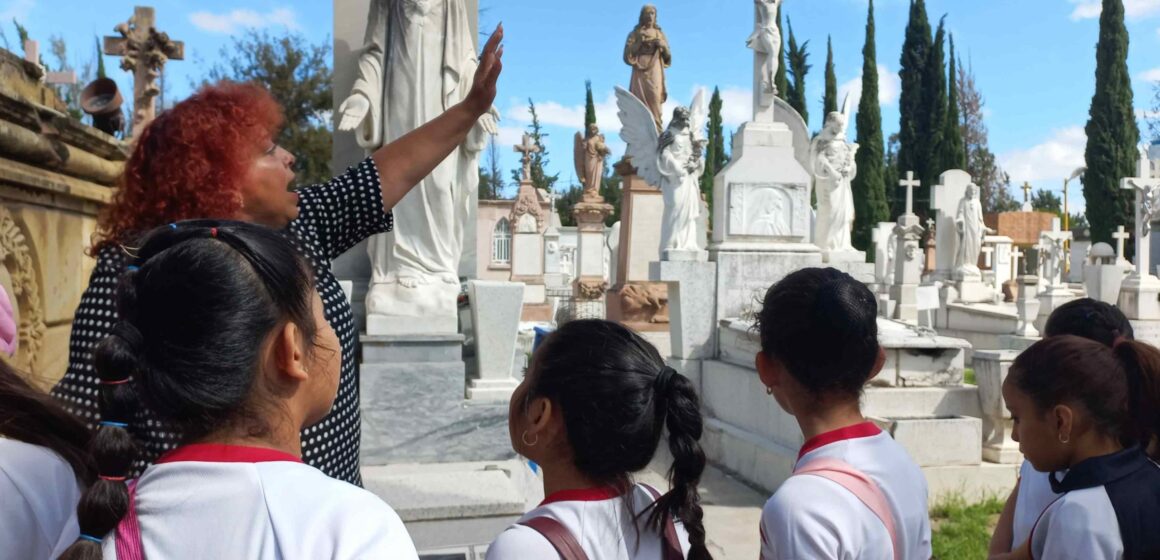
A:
370,24,504,212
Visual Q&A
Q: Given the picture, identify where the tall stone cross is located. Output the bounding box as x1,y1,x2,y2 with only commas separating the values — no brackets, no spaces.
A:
1021,182,1033,203
514,133,540,183
1120,151,1160,277
1113,225,1131,263
104,6,184,138
899,171,921,216
1010,246,1024,278
22,40,76,86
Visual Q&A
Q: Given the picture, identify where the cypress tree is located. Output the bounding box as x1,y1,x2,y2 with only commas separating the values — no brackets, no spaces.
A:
897,0,931,216
785,18,811,125
940,35,967,172
584,80,597,132
853,0,890,250
920,17,948,189
1083,0,1140,253
823,35,838,117
95,36,106,79
700,87,727,213
775,3,789,100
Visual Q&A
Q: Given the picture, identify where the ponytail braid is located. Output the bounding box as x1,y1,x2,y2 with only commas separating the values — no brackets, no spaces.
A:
59,270,144,559
1113,340,1160,459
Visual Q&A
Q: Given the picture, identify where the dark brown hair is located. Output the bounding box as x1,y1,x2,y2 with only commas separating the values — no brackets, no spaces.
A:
0,361,93,482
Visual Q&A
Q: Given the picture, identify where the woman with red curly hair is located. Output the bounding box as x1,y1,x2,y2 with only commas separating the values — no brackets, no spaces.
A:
52,27,504,486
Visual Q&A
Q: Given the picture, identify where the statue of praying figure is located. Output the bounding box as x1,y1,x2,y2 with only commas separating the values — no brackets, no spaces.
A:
954,183,995,278
748,0,782,96
624,4,671,132
810,107,859,255
574,124,611,203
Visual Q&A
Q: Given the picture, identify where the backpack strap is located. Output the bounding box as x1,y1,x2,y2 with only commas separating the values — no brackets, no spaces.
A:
517,517,590,560
794,458,901,560
114,479,146,560
639,483,685,560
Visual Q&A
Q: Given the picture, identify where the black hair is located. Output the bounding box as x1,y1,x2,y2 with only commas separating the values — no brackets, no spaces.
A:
1010,335,1160,461
0,361,94,483
60,220,318,559
755,267,880,399
527,319,711,560
1044,298,1134,345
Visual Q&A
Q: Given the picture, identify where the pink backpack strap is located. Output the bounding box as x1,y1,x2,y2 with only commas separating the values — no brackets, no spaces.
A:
114,479,146,560
794,458,901,560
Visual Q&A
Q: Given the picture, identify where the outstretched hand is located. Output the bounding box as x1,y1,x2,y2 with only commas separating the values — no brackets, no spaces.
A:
338,94,370,132
464,24,504,117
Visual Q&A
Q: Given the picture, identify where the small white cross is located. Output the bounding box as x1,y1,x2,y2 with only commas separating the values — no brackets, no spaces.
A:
899,171,921,216
982,246,995,269
1010,246,1025,278
1113,225,1131,262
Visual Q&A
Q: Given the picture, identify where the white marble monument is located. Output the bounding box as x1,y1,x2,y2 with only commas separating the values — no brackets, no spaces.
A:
810,99,860,264
1117,151,1160,326
892,172,925,323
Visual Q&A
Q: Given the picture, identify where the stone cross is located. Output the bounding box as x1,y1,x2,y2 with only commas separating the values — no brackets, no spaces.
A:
104,6,184,138
23,40,77,86
1113,225,1131,263
1120,151,1160,277
899,171,921,216
1010,246,1024,278
1021,182,1033,203
514,133,540,183
982,246,994,269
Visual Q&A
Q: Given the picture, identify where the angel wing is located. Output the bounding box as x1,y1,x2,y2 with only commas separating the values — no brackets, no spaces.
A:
574,132,586,183
615,86,662,187
688,88,708,146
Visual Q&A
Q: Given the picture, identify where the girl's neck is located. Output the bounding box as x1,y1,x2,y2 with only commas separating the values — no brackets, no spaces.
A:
198,419,303,458
1068,435,1125,468
795,400,868,442
539,459,606,498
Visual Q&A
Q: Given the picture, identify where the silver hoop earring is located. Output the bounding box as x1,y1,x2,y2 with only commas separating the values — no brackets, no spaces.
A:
765,386,774,396
521,430,539,447
1059,432,1070,444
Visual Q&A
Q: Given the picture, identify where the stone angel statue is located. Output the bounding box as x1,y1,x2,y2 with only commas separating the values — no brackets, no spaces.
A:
810,95,859,254
574,124,611,203
615,85,707,256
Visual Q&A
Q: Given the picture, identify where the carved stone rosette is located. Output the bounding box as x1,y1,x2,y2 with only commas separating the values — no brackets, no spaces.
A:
576,280,608,301
0,206,44,371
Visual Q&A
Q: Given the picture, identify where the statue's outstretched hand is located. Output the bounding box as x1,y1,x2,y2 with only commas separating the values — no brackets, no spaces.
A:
337,94,370,132
465,24,504,118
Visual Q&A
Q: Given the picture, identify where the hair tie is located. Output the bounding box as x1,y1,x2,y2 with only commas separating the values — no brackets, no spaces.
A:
126,265,139,272
654,366,677,396
100,378,130,385
1114,335,1129,349
99,475,126,482
79,534,102,544
168,223,178,230
99,421,128,429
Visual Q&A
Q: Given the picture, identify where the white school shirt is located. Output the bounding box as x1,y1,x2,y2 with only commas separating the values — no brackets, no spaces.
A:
1029,447,1160,560
486,483,692,560
1012,460,1062,549
0,438,83,559
760,422,933,560
100,444,419,560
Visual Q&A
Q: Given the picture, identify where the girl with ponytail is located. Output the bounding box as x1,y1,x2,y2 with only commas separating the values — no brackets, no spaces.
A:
487,319,711,560
754,268,932,560
991,334,1160,559
58,220,418,559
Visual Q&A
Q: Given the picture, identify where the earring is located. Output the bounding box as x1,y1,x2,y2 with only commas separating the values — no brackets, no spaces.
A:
1058,432,1070,444
521,430,539,447
765,386,774,396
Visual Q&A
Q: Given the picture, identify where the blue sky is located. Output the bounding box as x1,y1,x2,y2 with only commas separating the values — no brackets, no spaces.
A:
12,0,1160,212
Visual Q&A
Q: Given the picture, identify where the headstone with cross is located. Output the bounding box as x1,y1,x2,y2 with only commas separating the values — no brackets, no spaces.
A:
891,171,926,323
22,39,76,86
929,170,973,281
1117,150,1160,322
1021,182,1033,212
104,6,183,138
1010,246,1024,279
1113,225,1131,266
514,133,540,183
899,171,920,216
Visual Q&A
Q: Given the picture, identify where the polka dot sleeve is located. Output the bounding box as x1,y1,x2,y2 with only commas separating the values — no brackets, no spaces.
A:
294,158,394,261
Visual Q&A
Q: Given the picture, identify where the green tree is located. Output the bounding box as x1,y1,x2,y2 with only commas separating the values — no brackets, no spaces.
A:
509,99,560,193
1083,0,1140,255
897,0,932,216
958,59,1018,213
600,168,623,226
1031,189,1063,217
822,36,838,117
95,36,106,79
204,31,333,186
884,133,901,217
785,18,811,126
700,87,728,215
940,34,967,173
852,0,891,250
477,138,504,200
554,184,583,227
584,79,597,130
920,17,947,190
775,3,789,101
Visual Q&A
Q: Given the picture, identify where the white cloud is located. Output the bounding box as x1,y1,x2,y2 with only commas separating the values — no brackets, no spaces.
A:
837,64,902,110
1139,67,1160,82
495,125,525,150
998,126,1088,192
1069,0,1160,21
189,8,301,34
0,0,35,23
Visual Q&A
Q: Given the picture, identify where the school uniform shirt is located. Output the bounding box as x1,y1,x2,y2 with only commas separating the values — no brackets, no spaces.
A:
1012,460,1063,549
53,159,392,485
0,438,83,559
100,443,419,560
486,484,692,560
1029,446,1160,560
760,422,933,560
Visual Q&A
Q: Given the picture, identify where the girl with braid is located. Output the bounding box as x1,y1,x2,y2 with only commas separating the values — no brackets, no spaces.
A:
487,319,711,560
58,221,417,559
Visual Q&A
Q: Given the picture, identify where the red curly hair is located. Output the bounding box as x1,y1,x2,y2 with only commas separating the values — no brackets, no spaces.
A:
91,81,284,253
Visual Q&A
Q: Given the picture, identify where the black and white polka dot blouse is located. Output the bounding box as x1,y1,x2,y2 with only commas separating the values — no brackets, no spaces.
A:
52,159,391,485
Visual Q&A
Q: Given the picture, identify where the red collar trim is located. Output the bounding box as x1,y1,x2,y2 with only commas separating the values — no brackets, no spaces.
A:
797,421,882,460
155,443,303,465
539,486,623,506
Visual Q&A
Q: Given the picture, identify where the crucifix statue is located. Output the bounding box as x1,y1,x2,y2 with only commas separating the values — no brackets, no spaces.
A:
514,133,540,183
1021,182,1033,211
104,6,184,137
1120,150,1160,277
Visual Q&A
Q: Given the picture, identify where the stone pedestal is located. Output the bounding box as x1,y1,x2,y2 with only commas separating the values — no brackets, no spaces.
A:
1118,273,1160,320
650,258,717,359
1014,276,1040,337
1035,285,1077,333
891,214,925,324
608,162,667,327
574,200,613,320
974,350,1022,464
367,284,460,335
465,281,523,402
956,278,994,304
1084,265,1127,306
